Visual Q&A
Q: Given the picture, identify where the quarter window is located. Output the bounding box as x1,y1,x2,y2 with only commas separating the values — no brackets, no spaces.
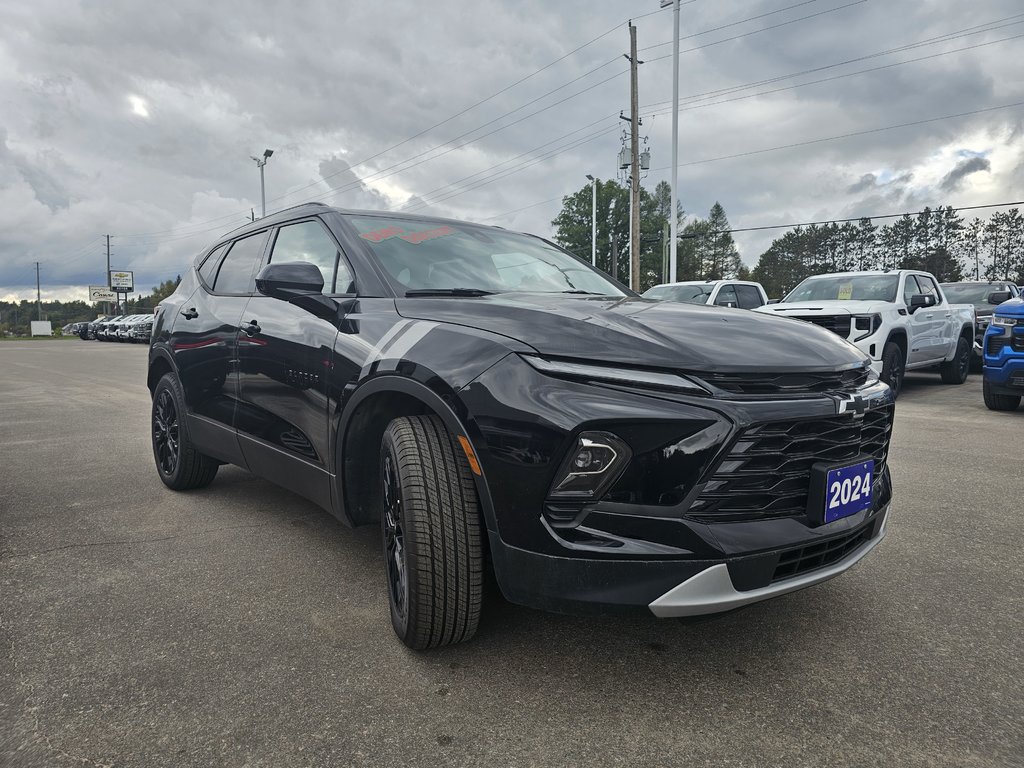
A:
269,220,353,293
198,244,228,287
214,232,267,294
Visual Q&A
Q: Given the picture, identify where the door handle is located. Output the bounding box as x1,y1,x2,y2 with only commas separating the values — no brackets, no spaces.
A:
244,320,261,336
180,307,199,319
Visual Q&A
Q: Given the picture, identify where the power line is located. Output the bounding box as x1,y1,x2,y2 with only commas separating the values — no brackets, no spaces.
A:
114,6,678,241
645,31,1024,119
649,100,1024,171
642,12,1024,112
115,0,856,242
713,201,1024,235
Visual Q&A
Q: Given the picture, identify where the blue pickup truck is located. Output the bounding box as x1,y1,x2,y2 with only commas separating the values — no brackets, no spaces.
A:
982,296,1024,411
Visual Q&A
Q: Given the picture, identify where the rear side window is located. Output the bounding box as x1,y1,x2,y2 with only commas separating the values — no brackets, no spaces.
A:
735,284,764,309
714,284,738,306
198,244,228,287
214,232,267,294
269,220,353,293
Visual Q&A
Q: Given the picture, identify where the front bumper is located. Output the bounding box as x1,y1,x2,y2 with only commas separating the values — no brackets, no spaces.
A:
462,353,895,617
490,505,888,616
649,507,887,616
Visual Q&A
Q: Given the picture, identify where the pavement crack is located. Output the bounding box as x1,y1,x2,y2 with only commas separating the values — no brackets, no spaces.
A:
7,521,288,560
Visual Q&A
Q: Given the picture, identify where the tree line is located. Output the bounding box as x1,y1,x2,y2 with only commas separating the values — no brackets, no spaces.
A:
552,178,1024,296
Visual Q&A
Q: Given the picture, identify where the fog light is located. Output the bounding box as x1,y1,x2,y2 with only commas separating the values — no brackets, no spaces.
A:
549,432,631,499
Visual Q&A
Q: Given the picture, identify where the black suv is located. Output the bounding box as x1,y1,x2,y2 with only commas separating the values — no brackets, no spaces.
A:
148,203,894,649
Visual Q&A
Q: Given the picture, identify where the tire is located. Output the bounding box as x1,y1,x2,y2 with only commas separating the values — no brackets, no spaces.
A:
880,341,905,398
380,414,484,650
151,373,218,490
939,335,971,384
983,379,1021,411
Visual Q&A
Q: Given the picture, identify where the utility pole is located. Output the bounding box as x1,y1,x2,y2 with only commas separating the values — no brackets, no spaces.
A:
35,262,41,320
628,22,641,292
105,234,112,314
610,237,619,282
666,0,681,283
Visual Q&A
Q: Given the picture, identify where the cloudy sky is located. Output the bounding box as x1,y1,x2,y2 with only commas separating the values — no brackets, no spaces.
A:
1,0,1022,302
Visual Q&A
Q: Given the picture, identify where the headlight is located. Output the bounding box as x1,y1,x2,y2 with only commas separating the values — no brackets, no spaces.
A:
549,431,632,499
522,355,709,395
852,314,882,341
993,316,1019,328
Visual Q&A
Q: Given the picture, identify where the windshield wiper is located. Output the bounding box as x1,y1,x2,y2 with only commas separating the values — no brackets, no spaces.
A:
560,290,606,295
404,288,496,297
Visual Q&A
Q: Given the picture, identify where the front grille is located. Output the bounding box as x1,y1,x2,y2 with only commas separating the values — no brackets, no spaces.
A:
686,407,893,523
1015,333,1024,352
791,315,851,337
772,523,874,582
699,367,869,396
987,336,1008,356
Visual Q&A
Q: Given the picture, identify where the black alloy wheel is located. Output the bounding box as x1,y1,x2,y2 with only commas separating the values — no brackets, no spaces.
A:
382,450,409,629
881,342,904,398
380,415,484,650
940,336,971,384
151,373,219,490
153,388,180,476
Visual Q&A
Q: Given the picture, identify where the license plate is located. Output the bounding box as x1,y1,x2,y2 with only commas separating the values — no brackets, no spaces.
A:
824,460,874,523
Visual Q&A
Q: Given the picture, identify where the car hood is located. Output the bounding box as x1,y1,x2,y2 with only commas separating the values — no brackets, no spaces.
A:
396,293,867,373
994,296,1024,318
754,300,889,316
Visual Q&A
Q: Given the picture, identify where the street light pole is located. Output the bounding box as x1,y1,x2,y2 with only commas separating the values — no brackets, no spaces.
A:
250,148,274,218
586,174,597,266
664,0,681,283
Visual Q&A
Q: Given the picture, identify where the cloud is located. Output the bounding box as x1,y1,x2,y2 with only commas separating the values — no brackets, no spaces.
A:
0,0,1022,298
939,156,991,192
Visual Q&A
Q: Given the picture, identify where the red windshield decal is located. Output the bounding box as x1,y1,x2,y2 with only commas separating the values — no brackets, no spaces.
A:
398,225,455,244
359,226,406,243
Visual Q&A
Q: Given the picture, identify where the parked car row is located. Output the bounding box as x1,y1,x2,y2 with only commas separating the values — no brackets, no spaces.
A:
75,314,154,342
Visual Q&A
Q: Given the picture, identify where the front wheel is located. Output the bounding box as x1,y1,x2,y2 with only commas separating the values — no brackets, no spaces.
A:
380,415,484,650
983,379,1021,411
940,336,971,384
880,342,905,398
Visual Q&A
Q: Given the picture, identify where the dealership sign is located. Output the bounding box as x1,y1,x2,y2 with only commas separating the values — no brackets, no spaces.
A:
89,285,117,302
109,270,134,292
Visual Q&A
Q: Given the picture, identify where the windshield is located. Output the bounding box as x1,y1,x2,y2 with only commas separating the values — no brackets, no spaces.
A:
783,275,899,303
642,284,714,304
941,283,1003,307
347,215,626,296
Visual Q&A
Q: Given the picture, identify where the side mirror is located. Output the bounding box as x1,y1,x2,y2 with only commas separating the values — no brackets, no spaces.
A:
987,290,1012,305
256,262,342,320
255,262,324,300
766,298,781,305
909,294,935,312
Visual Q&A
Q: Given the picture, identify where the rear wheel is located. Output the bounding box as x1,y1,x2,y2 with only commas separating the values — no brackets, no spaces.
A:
939,336,971,384
983,379,1021,411
151,373,218,490
380,414,484,650
880,342,905,398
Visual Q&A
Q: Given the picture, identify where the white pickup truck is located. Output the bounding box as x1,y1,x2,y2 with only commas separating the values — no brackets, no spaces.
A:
754,270,975,397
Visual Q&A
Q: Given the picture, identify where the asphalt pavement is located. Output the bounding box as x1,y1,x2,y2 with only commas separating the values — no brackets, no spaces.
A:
1,342,1021,767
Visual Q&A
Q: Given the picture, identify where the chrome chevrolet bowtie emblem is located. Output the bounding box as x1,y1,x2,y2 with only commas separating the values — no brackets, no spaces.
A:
833,393,867,419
